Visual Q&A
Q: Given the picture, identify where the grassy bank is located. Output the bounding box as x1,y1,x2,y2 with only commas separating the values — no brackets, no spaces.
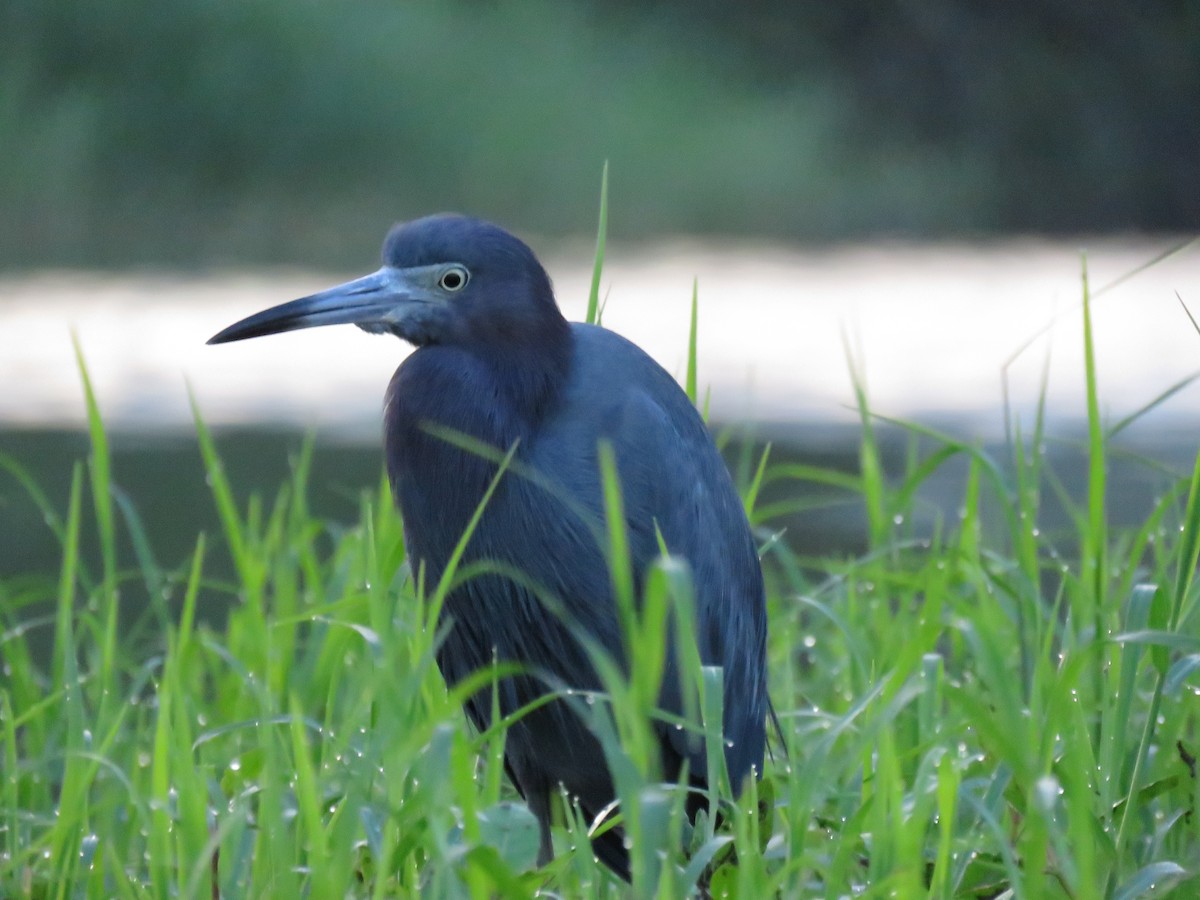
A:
2,277,1198,897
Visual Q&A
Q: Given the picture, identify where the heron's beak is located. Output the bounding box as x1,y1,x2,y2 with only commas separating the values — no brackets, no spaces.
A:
207,267,423,344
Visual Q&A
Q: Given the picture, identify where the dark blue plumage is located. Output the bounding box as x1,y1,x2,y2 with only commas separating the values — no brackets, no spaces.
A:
208,214,769,878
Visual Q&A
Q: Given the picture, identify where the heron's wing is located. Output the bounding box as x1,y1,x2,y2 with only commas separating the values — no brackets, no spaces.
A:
521,324,768,793
603,379,768,793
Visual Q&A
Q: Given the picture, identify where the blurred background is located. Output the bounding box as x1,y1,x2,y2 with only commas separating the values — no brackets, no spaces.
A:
2,0,1197,266
1,0,1198,583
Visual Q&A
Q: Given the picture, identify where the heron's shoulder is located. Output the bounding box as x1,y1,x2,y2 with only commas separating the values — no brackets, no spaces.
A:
568,321,645,358
566,323,681,397
560,322,709,452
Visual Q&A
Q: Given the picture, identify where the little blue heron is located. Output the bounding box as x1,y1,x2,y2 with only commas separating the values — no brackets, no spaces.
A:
208,214,770,878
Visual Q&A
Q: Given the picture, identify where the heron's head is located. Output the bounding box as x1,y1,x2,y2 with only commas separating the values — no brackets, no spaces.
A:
208,214,564,349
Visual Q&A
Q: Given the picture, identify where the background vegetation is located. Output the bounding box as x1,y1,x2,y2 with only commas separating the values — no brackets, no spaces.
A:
2,0,1196,268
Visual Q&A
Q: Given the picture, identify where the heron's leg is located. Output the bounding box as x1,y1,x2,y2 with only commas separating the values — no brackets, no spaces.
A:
527,788,555,867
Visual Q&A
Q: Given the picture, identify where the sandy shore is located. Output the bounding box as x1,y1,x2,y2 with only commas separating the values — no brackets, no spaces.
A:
1,237,1196,440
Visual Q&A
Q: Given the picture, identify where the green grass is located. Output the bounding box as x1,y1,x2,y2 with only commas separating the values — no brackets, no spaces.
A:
2,265,1199,898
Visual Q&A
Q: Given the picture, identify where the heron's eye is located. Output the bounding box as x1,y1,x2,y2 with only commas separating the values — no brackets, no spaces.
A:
439,266,470,292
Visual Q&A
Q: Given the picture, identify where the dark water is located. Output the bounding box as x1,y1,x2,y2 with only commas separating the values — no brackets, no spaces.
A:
1,422,1195,650
1,428,386,588
0,424,865,589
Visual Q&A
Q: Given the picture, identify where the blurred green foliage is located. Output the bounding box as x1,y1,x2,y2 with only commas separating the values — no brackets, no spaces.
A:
1,0,1196,269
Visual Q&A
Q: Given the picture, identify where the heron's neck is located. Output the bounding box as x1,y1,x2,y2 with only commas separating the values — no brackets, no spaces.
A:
384,314,572,472
383,320,571,578
474,315,571,430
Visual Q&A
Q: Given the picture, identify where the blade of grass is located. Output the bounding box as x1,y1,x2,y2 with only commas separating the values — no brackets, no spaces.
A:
585,162,609,326
842,328,888,548
73,337,119,723
686,277,699,406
